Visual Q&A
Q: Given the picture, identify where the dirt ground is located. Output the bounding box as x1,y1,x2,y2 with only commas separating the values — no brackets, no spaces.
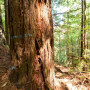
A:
55,64,90,90
0,45,90,90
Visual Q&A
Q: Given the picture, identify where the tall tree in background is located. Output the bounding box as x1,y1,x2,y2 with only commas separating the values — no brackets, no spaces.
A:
81,0,84,58
8,0,55,89
4,0,9,45
84,0,86,59
66,0,69,61
59,32,60,62
0,3,5,44
0,4,4,35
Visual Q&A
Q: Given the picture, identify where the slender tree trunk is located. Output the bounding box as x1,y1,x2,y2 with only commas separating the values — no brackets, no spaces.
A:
0,4,5,44
59,32,60,62
71,37,74,60
87,40,88,49
84,0,86,59
87,8,89,50
4,0,10,45
81,0,84,58
0,5,4,34
66,12,69,61
8,0,55,89
66,0,69,61
77,38,80,58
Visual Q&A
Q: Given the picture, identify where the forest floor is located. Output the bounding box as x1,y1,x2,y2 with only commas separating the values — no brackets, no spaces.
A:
0,44,90,90
55,64,90,90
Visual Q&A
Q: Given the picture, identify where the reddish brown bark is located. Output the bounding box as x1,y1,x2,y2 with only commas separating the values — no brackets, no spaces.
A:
8,0,55,89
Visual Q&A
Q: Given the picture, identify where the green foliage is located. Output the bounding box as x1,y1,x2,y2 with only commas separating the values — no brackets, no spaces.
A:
76,60,86,71
0,0,5,28
1,5,5,28
0,0,4,4
52,0,90,67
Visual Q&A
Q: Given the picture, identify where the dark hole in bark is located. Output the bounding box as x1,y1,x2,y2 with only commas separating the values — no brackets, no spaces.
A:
50,38,53,48
38,0,41,3
38,57,41,63
16,54,19,60
26,60,28,76
35,39,40,55
37,50,49,89
39,58,49,89
44,0,47,4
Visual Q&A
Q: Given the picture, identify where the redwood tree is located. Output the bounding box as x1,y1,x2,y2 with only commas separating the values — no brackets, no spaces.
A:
8,0,55,89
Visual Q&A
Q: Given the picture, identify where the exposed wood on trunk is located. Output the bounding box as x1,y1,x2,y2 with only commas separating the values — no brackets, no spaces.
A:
8,0,55,89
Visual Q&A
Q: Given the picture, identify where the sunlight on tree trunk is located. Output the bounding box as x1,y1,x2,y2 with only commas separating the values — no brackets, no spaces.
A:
8,0,55,89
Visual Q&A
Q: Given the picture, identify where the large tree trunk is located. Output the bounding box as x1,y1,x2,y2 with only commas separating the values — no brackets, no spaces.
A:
8,0,55,89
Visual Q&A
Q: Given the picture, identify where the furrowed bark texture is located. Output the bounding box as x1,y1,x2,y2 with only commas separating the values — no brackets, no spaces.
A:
8,0,55,90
